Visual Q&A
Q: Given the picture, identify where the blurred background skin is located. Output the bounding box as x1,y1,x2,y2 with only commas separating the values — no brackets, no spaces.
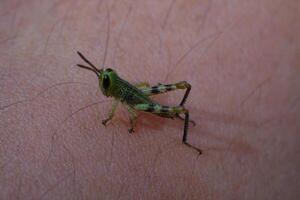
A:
0,0,299,199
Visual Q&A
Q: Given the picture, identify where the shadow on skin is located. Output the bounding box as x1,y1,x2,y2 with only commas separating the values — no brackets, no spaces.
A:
191,107,260,157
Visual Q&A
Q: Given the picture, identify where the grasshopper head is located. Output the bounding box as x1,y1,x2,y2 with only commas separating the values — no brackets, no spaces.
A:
98,68,118,97
76,51,117,97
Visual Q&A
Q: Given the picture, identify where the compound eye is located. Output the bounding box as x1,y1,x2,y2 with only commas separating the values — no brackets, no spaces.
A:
102,74,110,89
106,68,113,72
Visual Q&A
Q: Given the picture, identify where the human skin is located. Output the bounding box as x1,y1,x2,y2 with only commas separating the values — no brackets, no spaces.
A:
0,0,299,199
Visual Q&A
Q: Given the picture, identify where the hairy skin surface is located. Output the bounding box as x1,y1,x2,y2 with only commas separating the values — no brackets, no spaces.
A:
0,0,299,199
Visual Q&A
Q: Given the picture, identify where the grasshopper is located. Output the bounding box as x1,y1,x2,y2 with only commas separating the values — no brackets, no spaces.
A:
76,51,202,154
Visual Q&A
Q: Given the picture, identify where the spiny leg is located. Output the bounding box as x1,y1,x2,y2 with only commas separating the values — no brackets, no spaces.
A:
182,110,202,154
102,100,119,126
127,106,137,133
133,103,202,154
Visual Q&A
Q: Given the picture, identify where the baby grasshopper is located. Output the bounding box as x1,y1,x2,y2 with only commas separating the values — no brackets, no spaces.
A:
76,51,202,154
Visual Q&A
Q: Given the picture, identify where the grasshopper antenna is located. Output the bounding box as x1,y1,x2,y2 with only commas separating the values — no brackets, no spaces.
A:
77,51,103,75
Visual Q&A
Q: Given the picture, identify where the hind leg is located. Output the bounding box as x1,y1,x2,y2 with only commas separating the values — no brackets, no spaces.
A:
134,103,202,154
138,81,195,125
139,81,192,107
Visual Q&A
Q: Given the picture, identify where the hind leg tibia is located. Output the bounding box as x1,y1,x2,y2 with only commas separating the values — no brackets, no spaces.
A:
133,103,201,154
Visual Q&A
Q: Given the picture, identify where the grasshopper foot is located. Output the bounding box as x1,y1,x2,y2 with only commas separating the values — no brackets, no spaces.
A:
102,119,110,126
183,142,202,155
128,128,135,133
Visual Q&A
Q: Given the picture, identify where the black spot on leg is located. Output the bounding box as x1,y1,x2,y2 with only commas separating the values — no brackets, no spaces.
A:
146,107,155,112
166,86,173,91
151,86,160,94
146,104,155,112
163,84,173,91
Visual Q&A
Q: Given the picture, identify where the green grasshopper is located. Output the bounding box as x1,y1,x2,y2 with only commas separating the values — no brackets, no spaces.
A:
76,51,202,154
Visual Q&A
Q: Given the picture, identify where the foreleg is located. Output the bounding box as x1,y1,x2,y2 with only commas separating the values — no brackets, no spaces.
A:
102,100,119,126
127,106,137,133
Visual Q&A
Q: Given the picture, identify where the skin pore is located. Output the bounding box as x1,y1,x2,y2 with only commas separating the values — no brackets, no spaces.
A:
1,0,299,199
